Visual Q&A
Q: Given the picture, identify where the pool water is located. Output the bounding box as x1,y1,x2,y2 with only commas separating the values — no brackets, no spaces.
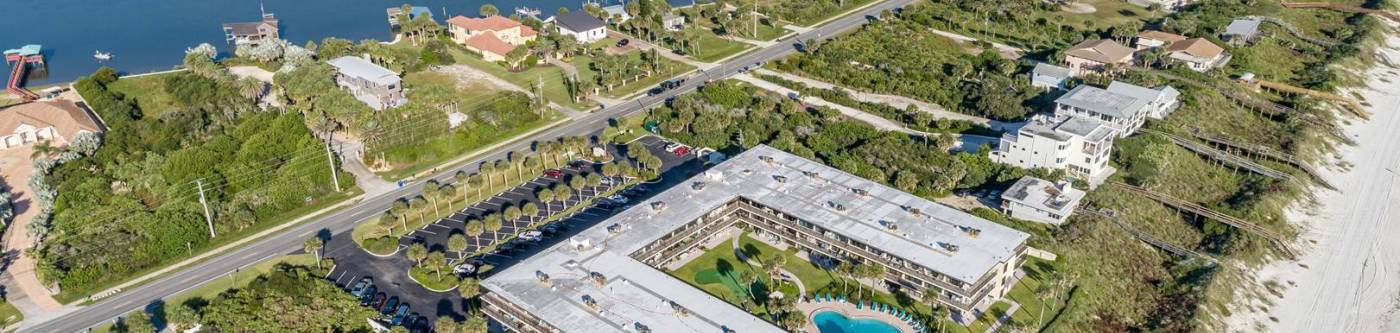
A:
812,311,902,333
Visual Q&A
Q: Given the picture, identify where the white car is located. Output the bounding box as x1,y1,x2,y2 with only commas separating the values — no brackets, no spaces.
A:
521,230,544,241
608,194,629,204
454,263,476,275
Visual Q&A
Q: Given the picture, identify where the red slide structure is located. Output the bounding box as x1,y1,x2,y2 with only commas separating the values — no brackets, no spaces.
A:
4,44,44,101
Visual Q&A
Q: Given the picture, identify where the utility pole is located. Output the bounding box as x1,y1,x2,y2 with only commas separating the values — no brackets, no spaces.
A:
325,141,343,192
197,180,217,238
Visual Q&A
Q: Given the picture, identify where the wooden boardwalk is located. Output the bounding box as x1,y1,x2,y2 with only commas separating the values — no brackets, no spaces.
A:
1250,78,1369,119
1139,70,1351,144
1184,128,1336,190
1081,206,1217,263
1138,128,1297,182
1107,182,1298,259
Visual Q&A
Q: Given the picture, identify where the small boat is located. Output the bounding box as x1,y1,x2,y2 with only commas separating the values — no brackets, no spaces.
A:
93,51,112,61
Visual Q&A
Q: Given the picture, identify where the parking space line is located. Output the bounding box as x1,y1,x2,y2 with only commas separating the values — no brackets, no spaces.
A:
418,229,438,235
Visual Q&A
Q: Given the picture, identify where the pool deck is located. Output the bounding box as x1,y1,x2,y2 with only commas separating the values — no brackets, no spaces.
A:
799,300,918,333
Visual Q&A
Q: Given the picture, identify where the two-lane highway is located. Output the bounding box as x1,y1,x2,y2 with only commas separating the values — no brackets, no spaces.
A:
21,1,915,331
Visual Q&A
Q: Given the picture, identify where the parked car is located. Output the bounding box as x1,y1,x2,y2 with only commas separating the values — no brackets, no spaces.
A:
521,230,544,241
381,296,399,314
664,143,681,152
569,160,591,170
359,285,378,305
673,146,691,156
608,194,629,204
401,313,420,327
349,278,371,296
391,304,412,325
413,317,431,332
454,263,477,275
616,39,630,47
544,169,564,178
370,292,387,309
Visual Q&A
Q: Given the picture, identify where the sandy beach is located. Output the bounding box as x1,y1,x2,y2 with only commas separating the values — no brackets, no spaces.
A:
1227,33,1400,332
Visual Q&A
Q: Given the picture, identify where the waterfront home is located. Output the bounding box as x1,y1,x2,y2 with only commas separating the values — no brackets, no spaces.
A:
327,56,406,111
447,15,538,62
1134,30,1186,50
1030,62,1073,90
0,100,103,150
991,114,1116,186
552,11,607,43
222,13,280,45
1223,19,1262,45
662,14,686,31
1001,176,1085,225
1136,0,1193,11
602,4,631,23
1062,39,1135,76
1163,37,1231,72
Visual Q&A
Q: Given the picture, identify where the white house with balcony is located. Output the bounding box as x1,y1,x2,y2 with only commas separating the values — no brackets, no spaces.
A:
991,114,1116,186
1054,81,1179,137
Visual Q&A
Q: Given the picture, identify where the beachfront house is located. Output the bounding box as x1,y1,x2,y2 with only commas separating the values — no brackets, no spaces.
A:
1062,39,1135,76
1163,37,1231,72
1107,81,1181,119
0,100,103,150
1055,84,1148,136
447,15,539,62
1135,0,1193,11
1223,19,1262,45
1030,63,1073,90
222,13,280,45
553,11,607,43
1134,30,1186,50
991,114,1116,185
327,56,406,111
1001,176,1085,225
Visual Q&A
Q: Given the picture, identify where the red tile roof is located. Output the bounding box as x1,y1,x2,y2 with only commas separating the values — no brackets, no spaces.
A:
465,33,517,57
448,15,526,32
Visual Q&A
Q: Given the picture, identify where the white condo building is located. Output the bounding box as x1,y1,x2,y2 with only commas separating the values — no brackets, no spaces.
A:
991,114,1116,185
1054,81,1179,137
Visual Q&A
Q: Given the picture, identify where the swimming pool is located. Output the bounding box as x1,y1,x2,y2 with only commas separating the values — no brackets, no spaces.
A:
812,310,903,333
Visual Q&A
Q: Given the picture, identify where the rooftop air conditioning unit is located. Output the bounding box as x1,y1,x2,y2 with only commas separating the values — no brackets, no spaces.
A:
650,201,668,212
773,175,788,183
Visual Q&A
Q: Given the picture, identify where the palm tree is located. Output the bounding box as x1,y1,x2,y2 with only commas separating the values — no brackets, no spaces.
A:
537,189,556,215
30,141,58,160
454,171,470,208
568,175,586,200
377,210,397,234
479,4,499,17
407,243,428,266
426,251,447,280
425,180,443,217
468,173,485,201
410,196,429,225
449,233,469,258
465,218,484,238
586,173,602,190
522,202,540,223
237,77,265,103
494,159,511,187
504,205,521,227
391,200,410,232
304,236,325,269
836,262,854,295
553,184,572,205
459,277,482,306
480,162,497,191
484,213,504,236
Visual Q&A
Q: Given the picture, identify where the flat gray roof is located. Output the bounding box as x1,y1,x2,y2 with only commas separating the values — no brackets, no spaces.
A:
327,56,401,86
1002,176,1084,216
1225,19,1261,36
1032,62,1072,80
1056,85,1148,120
1019,114,1114,143
483,145,1028,332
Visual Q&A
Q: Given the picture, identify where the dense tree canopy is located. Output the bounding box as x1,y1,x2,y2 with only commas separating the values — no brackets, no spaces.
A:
200,265,377,332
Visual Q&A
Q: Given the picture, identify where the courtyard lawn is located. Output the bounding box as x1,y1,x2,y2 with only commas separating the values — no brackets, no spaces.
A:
669,234,802,318
672,233,1060,332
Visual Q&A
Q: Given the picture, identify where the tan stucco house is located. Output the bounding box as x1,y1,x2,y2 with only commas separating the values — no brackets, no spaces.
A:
0,100,103,149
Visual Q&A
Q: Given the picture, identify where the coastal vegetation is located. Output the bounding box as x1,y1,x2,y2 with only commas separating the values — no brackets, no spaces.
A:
774,5,1038,121
46,64,354,300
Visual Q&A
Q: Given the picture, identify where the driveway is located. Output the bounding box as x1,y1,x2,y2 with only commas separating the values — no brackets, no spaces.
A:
0,146,63,317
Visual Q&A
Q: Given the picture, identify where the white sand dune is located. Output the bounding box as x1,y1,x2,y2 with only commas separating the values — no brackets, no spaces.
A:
1228,33,1400,332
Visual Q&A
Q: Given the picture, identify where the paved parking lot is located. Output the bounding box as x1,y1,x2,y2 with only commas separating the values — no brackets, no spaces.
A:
314,135,706,329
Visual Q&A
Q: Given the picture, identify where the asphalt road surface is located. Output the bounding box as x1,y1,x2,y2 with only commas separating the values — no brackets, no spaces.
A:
21,1,915,331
